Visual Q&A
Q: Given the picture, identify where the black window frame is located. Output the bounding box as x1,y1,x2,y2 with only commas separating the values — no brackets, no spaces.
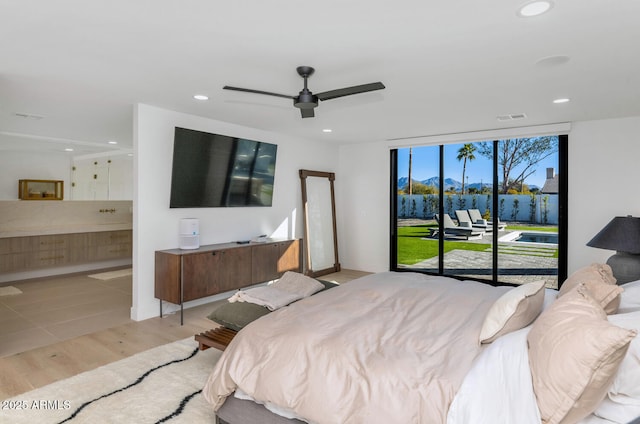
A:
390,134,568,287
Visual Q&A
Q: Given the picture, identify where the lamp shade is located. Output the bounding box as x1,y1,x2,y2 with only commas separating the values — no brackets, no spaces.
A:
587,216,640,254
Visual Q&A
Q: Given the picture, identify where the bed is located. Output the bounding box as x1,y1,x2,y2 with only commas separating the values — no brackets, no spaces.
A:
202,268,640,424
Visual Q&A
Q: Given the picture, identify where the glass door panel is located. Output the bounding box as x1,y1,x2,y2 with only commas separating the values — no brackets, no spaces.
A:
495,137,560,288
442,142,493,281
395,146,440,273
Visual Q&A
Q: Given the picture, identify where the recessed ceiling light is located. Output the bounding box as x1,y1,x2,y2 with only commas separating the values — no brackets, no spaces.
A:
64,148,74,152
553,98,570,104
193,94,209,101
517,0,553,17
535,55,570,67
108,140,118,145
322,129,332,133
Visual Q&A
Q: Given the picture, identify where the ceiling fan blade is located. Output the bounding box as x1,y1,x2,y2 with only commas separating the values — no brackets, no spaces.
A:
316,82,385,101
223,86,294,100
300,108,315,118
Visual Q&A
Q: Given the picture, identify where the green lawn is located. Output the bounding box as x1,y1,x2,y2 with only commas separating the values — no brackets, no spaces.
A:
397,225,488,265
397,224,558,265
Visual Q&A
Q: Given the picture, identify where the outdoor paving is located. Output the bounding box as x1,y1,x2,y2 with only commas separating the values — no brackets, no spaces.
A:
404,246,558,287
397,218,559,287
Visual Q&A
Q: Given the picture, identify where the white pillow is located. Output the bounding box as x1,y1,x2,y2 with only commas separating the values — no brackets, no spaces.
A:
607,311,640,404
542,288,558,311
479,280,546,343
593,310,640,424
619,280,640,313
594,397,640,424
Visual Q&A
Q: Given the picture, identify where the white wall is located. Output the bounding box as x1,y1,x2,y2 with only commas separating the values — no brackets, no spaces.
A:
567,116,640,271
338,141,390,273
0,151,72,199
336,116,640,276
71,153,133,200
132,104,340,321
0,150,133,200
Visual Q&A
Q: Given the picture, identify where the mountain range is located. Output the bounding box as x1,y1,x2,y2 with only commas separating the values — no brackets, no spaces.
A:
398,177,539,191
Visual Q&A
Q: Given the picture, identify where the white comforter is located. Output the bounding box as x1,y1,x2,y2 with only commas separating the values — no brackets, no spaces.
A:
203,271,511,424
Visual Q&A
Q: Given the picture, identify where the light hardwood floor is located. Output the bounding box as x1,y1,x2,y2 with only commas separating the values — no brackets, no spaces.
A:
0,268,370,400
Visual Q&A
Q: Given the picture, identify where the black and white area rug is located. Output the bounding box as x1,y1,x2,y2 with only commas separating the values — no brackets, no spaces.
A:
0,338,222,423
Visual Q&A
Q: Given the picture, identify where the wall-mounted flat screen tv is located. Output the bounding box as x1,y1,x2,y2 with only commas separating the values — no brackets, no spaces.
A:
169,127,277,208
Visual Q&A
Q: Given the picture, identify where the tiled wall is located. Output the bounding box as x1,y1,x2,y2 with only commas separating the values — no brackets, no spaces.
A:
0,200,132,238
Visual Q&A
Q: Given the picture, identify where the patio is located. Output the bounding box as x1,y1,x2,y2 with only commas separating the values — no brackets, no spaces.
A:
405,249,558,287
397,219,559,287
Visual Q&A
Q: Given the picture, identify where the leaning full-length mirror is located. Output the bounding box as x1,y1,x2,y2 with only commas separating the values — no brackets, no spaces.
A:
300,170,340,277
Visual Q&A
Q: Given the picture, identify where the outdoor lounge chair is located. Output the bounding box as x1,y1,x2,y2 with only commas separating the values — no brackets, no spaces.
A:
467,209,506,231
455,210,492,232
434,213,484,240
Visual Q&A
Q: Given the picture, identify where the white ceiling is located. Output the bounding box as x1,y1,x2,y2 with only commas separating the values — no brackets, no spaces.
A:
1,0,639,155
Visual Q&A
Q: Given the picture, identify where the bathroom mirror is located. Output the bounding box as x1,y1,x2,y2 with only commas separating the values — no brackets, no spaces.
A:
299,170,340,277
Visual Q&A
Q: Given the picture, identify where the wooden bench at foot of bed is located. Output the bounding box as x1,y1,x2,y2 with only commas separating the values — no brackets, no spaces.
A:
195,327,238,351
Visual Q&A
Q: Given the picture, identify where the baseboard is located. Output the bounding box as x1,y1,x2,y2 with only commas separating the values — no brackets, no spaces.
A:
0,259,132,284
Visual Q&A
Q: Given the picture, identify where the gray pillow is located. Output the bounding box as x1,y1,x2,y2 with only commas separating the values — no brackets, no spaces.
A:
208,279,337,331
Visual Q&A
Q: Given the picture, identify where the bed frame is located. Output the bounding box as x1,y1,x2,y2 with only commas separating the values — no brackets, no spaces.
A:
195,327,237,351
195,330,308,422
215,394,304,424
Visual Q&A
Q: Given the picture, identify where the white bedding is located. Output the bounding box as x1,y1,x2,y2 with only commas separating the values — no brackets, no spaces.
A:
447,327,541,424
203,273,640,424
204,271,510,423
446,326,613,424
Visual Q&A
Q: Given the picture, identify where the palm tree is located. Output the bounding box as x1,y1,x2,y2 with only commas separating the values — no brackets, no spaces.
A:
408,147,413,195
457,143,476,195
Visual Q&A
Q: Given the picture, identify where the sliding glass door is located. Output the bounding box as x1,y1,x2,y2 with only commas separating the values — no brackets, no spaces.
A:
394,146,441,274
391,135,566,288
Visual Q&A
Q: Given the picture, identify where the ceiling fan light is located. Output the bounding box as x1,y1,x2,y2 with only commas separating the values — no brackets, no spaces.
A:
294,93,318,109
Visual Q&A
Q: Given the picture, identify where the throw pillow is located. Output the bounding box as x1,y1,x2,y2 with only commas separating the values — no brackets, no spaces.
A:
559,263,620,314
527,285,637,424
479,280,546,344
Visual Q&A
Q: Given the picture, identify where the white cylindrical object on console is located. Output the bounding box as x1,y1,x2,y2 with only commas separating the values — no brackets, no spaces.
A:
179,218,200,250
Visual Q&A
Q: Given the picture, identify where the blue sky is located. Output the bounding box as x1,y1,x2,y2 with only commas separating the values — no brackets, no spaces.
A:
397,140,559,189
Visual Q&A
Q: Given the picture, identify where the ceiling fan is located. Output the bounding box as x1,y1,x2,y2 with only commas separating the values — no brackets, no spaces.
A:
223,66,385,118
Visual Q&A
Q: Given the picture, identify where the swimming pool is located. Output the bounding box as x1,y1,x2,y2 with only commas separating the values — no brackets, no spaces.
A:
499,231,558,245
516,232,558,244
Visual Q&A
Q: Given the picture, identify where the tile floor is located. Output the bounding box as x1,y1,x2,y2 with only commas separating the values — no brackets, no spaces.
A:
0,268,133,357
